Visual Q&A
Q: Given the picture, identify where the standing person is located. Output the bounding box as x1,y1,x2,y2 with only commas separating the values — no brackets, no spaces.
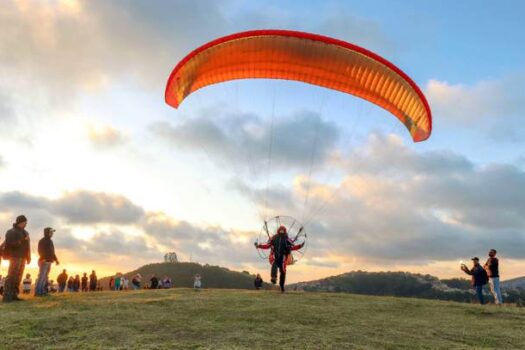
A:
255,225,304,293
254,274,263,290
22,274,32,294
162,276,172,289
0,275,4,295
3,215,31,302
35,227,59,297
114,273,122,291
122,276,129,291
81,273,88,292
89,271,97,292
109,276,115,291
73,275,80,292
57,269,68,293
193,274,202,290
67,276,74,292
131,274,141,290
150,274,159,289
484,249,503,305
461,257,488,305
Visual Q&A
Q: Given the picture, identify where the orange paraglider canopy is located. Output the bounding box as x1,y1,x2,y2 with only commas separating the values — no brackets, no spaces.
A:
165,30,432,142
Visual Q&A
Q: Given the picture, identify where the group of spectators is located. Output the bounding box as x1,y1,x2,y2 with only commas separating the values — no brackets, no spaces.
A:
56,269,100,293
461,249,503,305
0,214,509,305
108,273,186,290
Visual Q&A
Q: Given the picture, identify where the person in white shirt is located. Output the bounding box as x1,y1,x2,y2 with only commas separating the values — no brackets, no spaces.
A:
193,274,202,290
22,273,32,294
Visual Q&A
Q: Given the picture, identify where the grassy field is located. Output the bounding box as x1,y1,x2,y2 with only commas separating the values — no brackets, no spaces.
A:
0,289,524,350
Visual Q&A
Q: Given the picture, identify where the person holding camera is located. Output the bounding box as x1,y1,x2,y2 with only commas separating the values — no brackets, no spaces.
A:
461,257,488,305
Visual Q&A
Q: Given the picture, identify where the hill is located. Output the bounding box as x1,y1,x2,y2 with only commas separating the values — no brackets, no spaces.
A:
100,262,267,290
502,276,525,290
290,271,525,303
1,289,524,349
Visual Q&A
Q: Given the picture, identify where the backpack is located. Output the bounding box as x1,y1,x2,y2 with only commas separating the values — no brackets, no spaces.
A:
480,268,489,285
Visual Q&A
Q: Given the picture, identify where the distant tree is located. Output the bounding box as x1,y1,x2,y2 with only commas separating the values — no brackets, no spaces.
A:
441,278,471,290
164,252,178,263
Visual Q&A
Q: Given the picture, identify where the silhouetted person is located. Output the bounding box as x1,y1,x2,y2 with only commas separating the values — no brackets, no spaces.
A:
67,276,74,292
73,275,80,292
132,274,141,290
35,227,59,297
254,274,263,290
109,276,115,291
150,274,159,289
57,269,68,293
461,257,488,305
89,271,97,292
3,215,31,302
484,249,503,305
81,273,88,292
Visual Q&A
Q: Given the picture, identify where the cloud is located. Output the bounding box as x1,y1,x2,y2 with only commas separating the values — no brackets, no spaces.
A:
0,1,231,99
51,229,162,271
235,133,525,263
54,191,145,225
88,125,127,149
0,190,145,225
425,75,525,142
151,111,339,172
142,212,256,266
0,90,15,126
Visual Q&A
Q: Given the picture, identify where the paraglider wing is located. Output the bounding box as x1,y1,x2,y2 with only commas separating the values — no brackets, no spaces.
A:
165,30,432,142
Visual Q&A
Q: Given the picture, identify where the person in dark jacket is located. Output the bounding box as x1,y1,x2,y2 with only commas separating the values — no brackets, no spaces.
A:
73,275,80,292
57,269,68,293
150,274,159,289
461,257,487,305
81,273,89,292
67,276,74,292
89,271,97,292
255,225,304,293
35,227,59,296
484,249,503,305
254,274,263,290
3,215,31,302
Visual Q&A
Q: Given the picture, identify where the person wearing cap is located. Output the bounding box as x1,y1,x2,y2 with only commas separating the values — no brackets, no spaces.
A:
35,227,59,297
484,249,503,305
3,215,31,302
461,257,488,305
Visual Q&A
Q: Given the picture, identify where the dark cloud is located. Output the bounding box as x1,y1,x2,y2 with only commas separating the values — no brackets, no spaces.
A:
151,111,339,172
0,190,145,225
53,229,161,263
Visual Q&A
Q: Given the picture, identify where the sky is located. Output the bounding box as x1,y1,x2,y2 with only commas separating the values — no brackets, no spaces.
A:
1,0,524,283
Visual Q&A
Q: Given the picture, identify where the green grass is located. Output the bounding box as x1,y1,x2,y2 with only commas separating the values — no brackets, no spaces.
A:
0,289,524,349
